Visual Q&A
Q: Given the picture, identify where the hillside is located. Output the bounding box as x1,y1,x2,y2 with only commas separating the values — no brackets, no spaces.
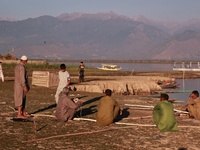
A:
0,12,200,60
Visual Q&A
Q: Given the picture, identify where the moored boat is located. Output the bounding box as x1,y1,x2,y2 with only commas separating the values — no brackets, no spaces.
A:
173,62,200,71
97,64,122,71
157,79,179,89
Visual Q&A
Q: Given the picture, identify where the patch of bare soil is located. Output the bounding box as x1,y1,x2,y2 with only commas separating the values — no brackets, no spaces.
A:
0,76,200,150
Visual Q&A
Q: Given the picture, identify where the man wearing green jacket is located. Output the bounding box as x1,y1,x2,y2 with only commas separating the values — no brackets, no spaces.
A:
153,93,178,132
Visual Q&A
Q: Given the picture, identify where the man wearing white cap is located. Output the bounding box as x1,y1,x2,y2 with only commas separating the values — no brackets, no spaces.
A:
14,55,30,118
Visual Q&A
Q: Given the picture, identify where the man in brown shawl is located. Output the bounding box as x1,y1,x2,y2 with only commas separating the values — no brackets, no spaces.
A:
14,55,30,118
55,87,82,122
181,90,200,119
96,89,122,126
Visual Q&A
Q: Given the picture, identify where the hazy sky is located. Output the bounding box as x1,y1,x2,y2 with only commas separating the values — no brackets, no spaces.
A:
1,0,200,22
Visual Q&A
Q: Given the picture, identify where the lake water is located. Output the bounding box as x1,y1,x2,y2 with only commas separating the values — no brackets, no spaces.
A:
48,61,200,104
49,61,174,71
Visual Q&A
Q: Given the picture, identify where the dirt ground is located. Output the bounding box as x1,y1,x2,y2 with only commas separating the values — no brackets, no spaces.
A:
1,75,200,150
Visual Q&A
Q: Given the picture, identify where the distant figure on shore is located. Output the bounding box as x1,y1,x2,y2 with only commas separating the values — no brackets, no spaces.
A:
153,93,178,132
0,61,4,82
78,61,85,82
14,55,30,118
181,90,200,119
55,64,70,104
55,87,82,122
95,89,122,126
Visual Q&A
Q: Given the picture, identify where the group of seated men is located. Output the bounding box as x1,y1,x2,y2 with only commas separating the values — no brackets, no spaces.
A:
55,87,200,132
55,88,122,126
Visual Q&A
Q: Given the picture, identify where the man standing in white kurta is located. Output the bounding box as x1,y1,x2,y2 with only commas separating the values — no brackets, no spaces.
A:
55,64,70,104
0,62,4,82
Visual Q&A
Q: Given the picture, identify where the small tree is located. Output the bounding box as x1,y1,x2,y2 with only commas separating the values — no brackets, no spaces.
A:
3,53,12,60
0,54,3,60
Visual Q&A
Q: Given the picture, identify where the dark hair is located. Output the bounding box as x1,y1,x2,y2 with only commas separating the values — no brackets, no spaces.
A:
60,64,66,69
105,89,112,96
192,90,199,97
160,93,169,100
62,87,70,95
80,62,83,63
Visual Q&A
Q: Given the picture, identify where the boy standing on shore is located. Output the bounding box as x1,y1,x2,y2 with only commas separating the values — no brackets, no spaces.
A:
55,64,70,104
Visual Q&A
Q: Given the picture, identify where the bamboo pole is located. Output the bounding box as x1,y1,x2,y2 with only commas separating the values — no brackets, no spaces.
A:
174,109,188,114
33,120,37,132
0,102,6,105
22,122,200,143
75,118,200,129
8,105,17,112
124,104,154,108
124,104,188,114
123,116,153,120
31,114,55,118
128,107,153,110
22,126,136,143
73,118,96,122
115,122,156,127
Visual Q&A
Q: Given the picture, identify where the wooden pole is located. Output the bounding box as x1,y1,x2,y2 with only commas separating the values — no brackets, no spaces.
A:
124,104,154,108
22,126,136,143
33,120,37,132
31,114,55,118
124,104,188,114
122,116,153,120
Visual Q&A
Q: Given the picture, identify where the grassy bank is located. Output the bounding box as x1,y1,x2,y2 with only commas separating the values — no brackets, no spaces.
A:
2,62,200,80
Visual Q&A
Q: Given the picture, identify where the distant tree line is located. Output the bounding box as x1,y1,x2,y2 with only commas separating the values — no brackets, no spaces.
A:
0,53,17,60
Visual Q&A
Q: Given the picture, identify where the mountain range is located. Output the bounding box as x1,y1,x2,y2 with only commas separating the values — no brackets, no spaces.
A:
0,12,200,60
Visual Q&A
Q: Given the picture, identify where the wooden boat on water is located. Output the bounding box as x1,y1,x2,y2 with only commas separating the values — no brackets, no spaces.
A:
97,64,122,71
157,79,179,89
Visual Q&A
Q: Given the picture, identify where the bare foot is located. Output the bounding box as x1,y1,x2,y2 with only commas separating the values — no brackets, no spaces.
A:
23,112,31,117
68,120,73,122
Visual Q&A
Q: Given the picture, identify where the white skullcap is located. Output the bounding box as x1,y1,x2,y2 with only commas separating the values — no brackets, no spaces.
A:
21,55,28,60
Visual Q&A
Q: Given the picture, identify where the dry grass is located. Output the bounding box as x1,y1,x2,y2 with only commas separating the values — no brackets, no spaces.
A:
1,71,200,150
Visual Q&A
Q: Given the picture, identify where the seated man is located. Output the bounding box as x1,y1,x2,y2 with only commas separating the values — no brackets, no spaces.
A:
181,90,200,119
95,89,122,126
153,93,178,132
55,87,82,122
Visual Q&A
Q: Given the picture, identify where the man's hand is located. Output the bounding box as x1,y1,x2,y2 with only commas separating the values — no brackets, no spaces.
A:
119,110,123,115
79,100,83,105
24,87,29,93
181,105,187,111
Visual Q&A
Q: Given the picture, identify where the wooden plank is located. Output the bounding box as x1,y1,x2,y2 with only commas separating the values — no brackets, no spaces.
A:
32,71,49,87
32,71,58,87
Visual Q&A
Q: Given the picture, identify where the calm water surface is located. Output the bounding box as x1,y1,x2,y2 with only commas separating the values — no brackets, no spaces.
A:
49,61,174,71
